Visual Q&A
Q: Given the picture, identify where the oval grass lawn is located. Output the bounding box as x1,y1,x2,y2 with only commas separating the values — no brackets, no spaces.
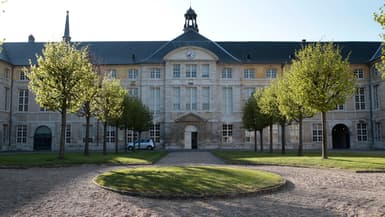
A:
93,166,285,198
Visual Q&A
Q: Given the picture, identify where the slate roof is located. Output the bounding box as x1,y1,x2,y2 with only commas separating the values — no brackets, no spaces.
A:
0,32,381,66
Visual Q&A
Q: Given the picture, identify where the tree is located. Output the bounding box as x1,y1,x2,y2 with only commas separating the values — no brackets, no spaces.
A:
374,4,385,79
28,41,95,159
289,42,355,159
259,81,288,154
92,78,126,155
124,97,153,150
277,74,316,156
242,90,270,152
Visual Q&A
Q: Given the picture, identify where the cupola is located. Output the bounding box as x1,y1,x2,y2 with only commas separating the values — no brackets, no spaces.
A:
183,7,199,32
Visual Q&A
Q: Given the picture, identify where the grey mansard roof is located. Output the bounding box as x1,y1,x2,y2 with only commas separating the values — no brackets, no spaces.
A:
0,30,381,66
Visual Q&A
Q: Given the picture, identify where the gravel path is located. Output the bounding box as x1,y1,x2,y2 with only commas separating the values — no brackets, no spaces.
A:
0,152,384,217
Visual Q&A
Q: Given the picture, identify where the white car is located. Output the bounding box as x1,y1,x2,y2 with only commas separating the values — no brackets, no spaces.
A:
127,139,155,150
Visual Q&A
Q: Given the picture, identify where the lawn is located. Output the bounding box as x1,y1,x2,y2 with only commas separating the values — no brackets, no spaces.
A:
213,151,385,171
0,151,167,167
93,166,285,198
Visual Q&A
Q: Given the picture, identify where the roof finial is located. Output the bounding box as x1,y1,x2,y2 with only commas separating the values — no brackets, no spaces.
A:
63,10,71,42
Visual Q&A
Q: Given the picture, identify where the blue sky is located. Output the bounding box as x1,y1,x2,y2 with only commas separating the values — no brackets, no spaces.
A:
0,0,383,42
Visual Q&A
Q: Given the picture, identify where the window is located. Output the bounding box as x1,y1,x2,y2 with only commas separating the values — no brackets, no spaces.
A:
82,125,94,143
3,68,9,80
355,87,366,110
40,106,48,112
222,67,232,79
186,64,197,78
173,64,181,78
109,69,117,79
150,123,160,143
173,87,181,111
375,122,381,142
243,87,255,100
4,87,9,111
202,87,210,111
106,126,115,143
150,68,161,79
245,130,254,143
334,104,344,111
128,69,138,80
127,130,138,143
3,124,9,145
151,87,160,114
19,71,27,80
354,69,364,80
186,87,197,111
16,125,27,143
222,87,233,113
357,122,368,142
65,124,71,144
129,88,139,98
18,89,29,112
266,68,277,79
244,69,255,80
312,124,323,142
201,64,209,78
374,85,379,110
222,124,233,143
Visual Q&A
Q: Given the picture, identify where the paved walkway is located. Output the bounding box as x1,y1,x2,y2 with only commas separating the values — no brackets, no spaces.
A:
0,151,384,217
156,151,225,165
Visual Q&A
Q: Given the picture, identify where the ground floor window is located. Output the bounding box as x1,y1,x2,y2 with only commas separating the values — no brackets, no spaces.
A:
222,124,233,143
245,130,253,143
150,124,160,143
357,122,368,142
65,124,71,144
16,125,27,143
312,123,323,142
127,130,138,143
106,126,115,143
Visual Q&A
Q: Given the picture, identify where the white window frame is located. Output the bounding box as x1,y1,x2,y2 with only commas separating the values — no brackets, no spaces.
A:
222,124,233,143
16,125,27,144
357,122,368,142
127,130,138,143
186,87,197,111
19,70,28,80
222,87,233,113
334,104,344,111
201,64,209,78
354,69,364,80
106,126,116,143
129,88,139,98
312,123,323,142
151,87,160,114
18,89,29,112
150,68,161,79
173,87,181,111
173,64,181,78
186,64,197,78
150,123,160,143
65,124,71,144
128,69,138,80
109,69,117,79
266,68,277,79
355,87,366,110
244,69,255,80
222,67,232,79
202,87,210,111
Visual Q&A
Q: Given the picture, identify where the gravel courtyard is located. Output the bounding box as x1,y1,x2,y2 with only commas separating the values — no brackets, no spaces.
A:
0,152,384,217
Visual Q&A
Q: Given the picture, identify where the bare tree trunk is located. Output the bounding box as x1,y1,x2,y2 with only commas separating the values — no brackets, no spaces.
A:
254,129,257,152
281,122,286,155
321,111,328,159
259,129,264,152
103,122,107,155
84,115,90,156
59,108,67,159
298,118,303,156
269,124,273,153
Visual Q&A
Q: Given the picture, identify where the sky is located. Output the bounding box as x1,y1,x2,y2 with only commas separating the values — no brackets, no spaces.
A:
0,0,384,42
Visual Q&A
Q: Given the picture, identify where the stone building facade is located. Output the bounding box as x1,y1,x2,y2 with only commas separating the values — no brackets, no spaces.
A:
0,8,384,151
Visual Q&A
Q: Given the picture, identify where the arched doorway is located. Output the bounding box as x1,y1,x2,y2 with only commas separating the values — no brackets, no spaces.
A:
184,125,198,149
34,126,52,151
332,124,350,149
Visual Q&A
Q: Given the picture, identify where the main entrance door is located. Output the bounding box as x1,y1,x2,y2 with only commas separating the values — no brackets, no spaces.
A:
332,124,350,149
184,125,198,149
34,126,52,151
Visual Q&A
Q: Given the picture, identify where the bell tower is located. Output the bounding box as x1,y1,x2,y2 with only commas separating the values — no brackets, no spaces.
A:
183,7,199,32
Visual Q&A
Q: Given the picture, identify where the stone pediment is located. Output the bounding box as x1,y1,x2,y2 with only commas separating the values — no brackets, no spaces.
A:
175,113,207,123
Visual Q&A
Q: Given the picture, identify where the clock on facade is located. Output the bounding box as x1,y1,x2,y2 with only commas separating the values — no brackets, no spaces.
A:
185,50,196,59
